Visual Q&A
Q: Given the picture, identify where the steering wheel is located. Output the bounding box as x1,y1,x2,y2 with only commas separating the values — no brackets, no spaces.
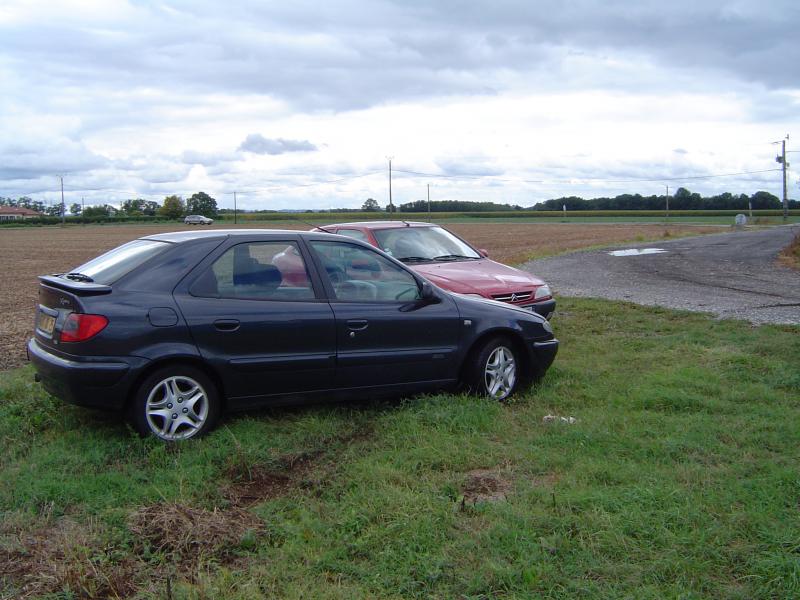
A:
326,265,345,284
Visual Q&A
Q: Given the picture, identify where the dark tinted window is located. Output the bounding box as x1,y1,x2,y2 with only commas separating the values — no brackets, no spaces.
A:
191,241,315,301
310,241,420,302
69,239,170,284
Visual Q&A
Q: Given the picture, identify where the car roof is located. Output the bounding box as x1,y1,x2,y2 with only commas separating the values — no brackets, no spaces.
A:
324,221,437,230
140,229,346,244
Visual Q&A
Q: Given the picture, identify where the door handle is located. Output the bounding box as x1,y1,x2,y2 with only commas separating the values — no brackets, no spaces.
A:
214,319,240,332
346,319,369,331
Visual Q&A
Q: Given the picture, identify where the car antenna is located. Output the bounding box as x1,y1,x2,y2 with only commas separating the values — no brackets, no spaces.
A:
290,216,334,233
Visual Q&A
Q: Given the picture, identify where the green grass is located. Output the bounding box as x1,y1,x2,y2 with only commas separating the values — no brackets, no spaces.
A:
1,298,799,599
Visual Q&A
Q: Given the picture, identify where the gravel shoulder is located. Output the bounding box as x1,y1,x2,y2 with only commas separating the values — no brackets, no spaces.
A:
522,225,800,325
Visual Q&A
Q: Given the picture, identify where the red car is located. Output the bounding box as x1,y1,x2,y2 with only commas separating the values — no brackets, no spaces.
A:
302,221,555,318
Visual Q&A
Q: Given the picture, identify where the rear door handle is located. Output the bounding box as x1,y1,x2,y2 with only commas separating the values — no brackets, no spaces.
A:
346,319,369,331
214,319,240,332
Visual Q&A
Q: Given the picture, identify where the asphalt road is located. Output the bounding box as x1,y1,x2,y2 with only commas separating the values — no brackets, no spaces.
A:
522,225,800,325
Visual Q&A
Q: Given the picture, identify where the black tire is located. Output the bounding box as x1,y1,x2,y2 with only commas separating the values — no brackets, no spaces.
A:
128,365,220,441
464,336,523,401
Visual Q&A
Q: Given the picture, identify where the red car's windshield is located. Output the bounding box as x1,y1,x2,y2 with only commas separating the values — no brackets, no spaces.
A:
372,226,481,262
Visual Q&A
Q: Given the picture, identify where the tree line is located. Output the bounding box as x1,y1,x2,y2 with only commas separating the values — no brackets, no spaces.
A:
0,192,219,218
2,187,797,217
533,188,798,211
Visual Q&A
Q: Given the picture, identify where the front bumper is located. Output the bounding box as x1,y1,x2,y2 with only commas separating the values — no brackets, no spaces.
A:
27,338,147,410
530,338,559,376
522,298,556,320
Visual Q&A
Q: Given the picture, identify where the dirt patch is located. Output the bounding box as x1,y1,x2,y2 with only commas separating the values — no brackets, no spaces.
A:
225,464,301,507
1,517,138,599
129,502,262,563
462,469,513,505
1,222,718,371
225,426,373,506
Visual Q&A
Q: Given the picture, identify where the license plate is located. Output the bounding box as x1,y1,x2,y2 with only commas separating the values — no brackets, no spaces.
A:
38,312,56,336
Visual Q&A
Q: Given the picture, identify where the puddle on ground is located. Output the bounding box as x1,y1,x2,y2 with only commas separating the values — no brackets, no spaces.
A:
608,248,668,257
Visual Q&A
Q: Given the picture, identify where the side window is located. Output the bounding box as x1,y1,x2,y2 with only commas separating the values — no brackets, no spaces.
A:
310,241,421,302
336,228,369,242
191,241,315,301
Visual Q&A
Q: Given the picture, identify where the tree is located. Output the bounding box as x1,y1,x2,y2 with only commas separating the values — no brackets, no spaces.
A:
749,191,780,209
186,191,218,217
142,201,159,216
361,198,381,212
159,195,185,219
83,205,112,217
122,198,144,215
69,203,82,216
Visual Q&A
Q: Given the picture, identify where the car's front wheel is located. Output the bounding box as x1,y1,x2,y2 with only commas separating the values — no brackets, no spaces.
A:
129,365,220,440
465,336,522,401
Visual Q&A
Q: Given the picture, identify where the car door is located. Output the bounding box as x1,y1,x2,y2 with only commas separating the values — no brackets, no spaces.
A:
174,238,336,404
307,239,462,389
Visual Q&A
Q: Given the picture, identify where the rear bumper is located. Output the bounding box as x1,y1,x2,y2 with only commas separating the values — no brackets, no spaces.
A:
27,338,147,410
530,338,559,376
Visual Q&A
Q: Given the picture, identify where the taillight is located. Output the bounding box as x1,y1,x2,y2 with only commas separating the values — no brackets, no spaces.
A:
60,313,108,342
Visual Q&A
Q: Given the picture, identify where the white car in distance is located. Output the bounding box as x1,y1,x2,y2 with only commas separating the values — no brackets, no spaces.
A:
184,215,214,225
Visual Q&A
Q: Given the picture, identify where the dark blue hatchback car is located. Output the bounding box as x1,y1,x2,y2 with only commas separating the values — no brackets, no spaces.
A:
28,230,558,441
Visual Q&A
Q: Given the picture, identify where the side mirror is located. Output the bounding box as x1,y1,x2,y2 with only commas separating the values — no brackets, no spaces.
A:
420,280,435,299
478,248,489,258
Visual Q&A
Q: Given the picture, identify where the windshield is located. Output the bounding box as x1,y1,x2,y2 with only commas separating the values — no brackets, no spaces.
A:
67,239,170,284
373,226,481,262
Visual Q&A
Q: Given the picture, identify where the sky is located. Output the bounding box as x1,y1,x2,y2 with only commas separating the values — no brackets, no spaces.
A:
1,0,799,211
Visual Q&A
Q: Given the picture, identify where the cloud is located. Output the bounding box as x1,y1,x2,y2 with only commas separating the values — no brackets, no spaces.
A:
238,134,318,155
0,139,108,180
435,157,505,177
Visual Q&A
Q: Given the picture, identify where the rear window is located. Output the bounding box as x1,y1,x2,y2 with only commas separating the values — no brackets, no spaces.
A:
68,239,170,284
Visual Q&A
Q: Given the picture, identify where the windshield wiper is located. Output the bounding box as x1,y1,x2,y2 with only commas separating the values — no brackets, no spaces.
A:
398,256,433,263
63,272,95,282
432,254,479,261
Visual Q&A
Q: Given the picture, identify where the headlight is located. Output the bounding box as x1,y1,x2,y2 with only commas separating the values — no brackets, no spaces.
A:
534,284,551,300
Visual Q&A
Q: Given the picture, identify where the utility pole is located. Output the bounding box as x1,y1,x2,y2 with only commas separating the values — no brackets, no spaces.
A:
386,156,394,218
427,183,431,220
81,197,85,225
774,135,789,222
781,138,788,222
233,191,238,225
665,184,669,220
59,175,65,226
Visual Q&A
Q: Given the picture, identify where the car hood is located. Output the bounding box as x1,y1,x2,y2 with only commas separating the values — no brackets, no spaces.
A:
409,258,545,295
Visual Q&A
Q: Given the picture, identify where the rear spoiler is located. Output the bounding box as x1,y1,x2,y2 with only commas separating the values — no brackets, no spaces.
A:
38,275,113,296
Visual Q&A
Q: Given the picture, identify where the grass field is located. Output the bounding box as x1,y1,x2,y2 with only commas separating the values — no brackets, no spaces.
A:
2,297,799,599
0,221,722,371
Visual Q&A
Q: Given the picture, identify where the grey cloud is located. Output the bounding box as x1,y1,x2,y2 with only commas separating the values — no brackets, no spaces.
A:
5,1,796,116
238,134,318,155
0,140,108,180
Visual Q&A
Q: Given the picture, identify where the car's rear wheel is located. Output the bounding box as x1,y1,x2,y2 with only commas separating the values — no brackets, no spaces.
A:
129,365,220,440
466,336,521,401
